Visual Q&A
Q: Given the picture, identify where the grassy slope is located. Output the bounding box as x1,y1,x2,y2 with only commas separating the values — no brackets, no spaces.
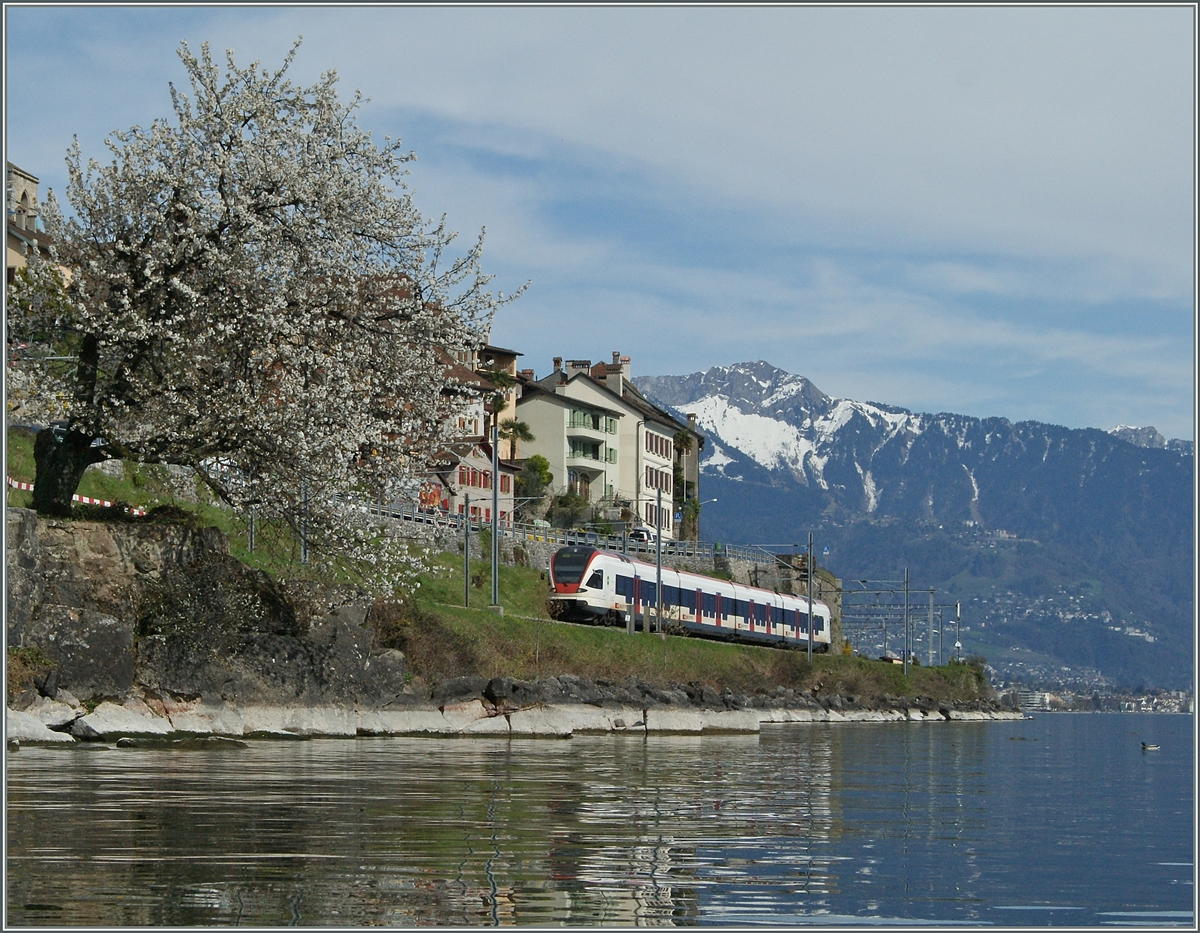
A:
7,428,991,704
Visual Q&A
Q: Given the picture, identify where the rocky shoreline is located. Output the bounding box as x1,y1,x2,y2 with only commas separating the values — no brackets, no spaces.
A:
7,673,1021,746
6,508,1019,748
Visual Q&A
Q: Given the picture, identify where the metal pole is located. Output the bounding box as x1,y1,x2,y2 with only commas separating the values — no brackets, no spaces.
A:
807,531,814,662
248,510,255,553
928,589,935,667
938,609,944,666
464,492,470,608
955,600,962,662
490,422,500,610
903,567,909,675
654,486,663,635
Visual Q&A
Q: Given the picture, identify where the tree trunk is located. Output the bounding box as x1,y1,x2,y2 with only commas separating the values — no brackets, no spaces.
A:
32,427,105,517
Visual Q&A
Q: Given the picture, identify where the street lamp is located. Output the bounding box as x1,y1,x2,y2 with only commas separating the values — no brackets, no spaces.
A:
692,497,717,539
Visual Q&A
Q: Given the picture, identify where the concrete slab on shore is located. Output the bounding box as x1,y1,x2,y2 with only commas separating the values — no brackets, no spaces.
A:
7,701,1024,742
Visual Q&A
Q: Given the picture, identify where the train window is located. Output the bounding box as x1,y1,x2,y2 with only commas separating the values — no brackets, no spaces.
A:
702,592,715,616
616,575,633,598
552,547,594,585
585,570,602,589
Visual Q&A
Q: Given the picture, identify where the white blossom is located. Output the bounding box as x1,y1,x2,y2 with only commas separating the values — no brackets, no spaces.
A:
7,39,520,594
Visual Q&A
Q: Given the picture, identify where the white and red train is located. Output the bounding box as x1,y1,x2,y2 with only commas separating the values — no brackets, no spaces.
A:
548,546,832,651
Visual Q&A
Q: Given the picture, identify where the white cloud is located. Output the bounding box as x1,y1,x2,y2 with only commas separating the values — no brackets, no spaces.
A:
4,5,1193,440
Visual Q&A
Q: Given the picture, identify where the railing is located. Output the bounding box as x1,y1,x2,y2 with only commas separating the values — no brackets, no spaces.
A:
352,498,786,565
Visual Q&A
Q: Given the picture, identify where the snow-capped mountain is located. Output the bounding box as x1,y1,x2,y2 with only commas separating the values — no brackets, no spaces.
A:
634,362,1194,691
638,361,1191,522
1110,424,1193,456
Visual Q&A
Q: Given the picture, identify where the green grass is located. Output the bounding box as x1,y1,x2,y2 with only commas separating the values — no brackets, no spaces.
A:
8,428,992,705
397,559,991,702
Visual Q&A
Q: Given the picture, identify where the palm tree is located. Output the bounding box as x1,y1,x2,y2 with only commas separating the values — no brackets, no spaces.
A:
499,419,534,459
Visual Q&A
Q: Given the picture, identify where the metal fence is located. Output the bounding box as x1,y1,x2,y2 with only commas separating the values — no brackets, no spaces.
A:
357,500,784,566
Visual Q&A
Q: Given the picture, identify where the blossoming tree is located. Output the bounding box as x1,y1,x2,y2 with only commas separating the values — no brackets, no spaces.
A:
7,41,517,591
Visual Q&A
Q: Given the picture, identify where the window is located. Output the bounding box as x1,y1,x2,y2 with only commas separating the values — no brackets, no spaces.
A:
500,475,511,494
586,569,603,589
459,465,468,484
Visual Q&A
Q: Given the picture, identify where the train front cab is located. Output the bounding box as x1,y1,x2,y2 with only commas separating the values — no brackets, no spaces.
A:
548,546,611,620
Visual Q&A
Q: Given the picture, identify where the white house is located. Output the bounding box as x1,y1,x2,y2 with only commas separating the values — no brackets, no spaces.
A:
515,353,701,540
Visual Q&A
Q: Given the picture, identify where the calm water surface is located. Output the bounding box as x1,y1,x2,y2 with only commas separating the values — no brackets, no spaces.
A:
6,712,1193,926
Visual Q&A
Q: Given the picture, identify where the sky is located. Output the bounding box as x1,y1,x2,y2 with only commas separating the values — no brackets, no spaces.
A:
5,5,1196,439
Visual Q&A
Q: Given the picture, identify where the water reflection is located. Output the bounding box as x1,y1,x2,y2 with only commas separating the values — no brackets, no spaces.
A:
6,716,1193,926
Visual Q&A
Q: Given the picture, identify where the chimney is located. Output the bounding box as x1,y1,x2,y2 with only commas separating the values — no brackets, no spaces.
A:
567,359,591,374
552,357,562,373
687,413,697,431
606,351,625,397
519,369,534,380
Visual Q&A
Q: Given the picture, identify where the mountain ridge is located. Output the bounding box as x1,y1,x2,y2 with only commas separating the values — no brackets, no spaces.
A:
634,362,1193,691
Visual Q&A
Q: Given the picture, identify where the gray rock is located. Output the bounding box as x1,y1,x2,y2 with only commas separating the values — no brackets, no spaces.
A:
24,695,80,729
70,701,171,739
7,708,76,744
23,605,136,701
432,675,487,704
484,676,514,703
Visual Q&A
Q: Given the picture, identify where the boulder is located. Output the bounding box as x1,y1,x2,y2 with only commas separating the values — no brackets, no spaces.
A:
6,708,76,744
484,676,514,704
432,675,487,704
23,695,81,729
22,606,136,701
70,700,172,739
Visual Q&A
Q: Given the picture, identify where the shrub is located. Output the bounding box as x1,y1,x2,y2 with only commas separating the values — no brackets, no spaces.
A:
7,647,52,705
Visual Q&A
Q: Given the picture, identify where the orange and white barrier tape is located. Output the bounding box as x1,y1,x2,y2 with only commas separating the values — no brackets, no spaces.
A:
7,476,146,516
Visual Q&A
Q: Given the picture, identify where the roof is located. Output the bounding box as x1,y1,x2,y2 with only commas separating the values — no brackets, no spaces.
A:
482,343,522,358
525,367,702,438
516,371,626,418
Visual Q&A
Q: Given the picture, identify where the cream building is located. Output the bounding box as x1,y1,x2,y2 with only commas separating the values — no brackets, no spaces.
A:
516,353,701,540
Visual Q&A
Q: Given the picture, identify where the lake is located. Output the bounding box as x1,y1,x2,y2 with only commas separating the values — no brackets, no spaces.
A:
5,712,1193,926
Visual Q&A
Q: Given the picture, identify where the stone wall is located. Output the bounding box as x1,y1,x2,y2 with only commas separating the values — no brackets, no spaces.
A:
5,509,407,710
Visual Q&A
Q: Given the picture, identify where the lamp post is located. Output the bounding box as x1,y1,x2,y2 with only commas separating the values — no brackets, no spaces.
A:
463,492,470,608
655,485,663,635
490,420,501,612
807,532,814,662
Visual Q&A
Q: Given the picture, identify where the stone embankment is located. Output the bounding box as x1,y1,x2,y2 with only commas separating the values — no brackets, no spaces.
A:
5,508,1019,747
8,672,1020,746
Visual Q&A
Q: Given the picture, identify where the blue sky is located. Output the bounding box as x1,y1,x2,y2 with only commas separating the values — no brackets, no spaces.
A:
5,5,1195,439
